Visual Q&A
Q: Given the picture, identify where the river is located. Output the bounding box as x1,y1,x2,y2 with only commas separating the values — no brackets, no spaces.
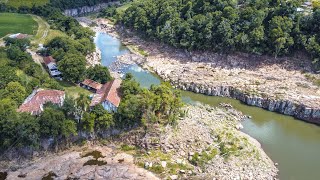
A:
95,32,320,180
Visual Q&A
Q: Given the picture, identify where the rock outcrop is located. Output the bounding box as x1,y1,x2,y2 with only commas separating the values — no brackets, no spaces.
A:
173,82,320,124
112,105,278,179
64,2,120,17
4,146,159,180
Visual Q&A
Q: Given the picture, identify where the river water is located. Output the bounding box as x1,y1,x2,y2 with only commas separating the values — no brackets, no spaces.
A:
95,32,320,180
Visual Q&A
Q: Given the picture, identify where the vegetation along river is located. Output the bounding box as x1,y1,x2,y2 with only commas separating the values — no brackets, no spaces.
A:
95,32,320,180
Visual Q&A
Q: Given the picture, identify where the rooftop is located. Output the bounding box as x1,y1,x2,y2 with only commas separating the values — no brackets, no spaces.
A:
81,79,103,90
18,89,65,115
43,56,56,65
90,79,122,107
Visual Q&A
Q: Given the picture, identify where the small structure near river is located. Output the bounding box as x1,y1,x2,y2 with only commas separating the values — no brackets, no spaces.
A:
81,79,122,112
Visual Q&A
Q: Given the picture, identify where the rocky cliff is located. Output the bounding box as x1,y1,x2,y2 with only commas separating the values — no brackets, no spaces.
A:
173,82,320,124
64,2,120,17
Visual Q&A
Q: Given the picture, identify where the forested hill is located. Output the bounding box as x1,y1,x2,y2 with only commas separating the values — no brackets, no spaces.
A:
121,0,320,69
50,0,118,10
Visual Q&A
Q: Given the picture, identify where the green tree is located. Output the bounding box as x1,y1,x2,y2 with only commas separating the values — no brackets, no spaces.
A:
86,65,112,84
5,81,26,104
58,53,86,82
268,16,294,57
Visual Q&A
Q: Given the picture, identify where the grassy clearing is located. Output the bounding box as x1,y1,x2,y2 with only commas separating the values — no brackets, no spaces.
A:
4,0,49,8
58,81,91,98
42,30,68,44
0,13,38,38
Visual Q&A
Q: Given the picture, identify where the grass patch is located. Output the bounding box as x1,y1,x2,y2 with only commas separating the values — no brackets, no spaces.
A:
4,0,49,8
189,146,218,168
58,81,91,98
0,13,38,38
120,144,136,151
127,45,148,57
305,74,320,87
42,30,68,44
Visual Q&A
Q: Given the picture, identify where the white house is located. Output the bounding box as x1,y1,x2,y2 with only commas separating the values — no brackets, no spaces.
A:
43,56,62,80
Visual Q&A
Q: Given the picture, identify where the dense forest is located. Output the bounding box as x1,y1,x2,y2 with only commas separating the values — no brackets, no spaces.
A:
120,0,320,69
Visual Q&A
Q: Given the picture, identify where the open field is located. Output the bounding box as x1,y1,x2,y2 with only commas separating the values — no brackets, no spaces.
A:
0,13,38,38
2,0,49,8
58,81,91,98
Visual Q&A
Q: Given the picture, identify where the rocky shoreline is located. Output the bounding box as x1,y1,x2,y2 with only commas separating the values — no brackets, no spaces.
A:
91,18,320,125
1,105,278,180
103,105,278,179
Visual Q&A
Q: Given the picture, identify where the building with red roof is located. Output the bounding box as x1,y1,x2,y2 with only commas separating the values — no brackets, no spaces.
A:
90,79,121,112
18,89,65,115
80,79,103,93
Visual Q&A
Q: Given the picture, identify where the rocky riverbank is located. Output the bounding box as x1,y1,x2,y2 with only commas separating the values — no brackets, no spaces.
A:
92,18,320,125
2,146,158,180
0,105,278,180
112,105,278,179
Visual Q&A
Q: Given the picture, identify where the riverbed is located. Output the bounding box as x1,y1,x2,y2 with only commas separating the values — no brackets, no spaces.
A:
95,32,320,180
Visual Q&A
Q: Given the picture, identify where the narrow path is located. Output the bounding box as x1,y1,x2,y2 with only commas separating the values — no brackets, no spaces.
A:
30,15,50,44
26,49,45,72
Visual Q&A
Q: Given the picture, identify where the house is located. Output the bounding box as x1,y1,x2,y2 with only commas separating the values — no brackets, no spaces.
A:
8,33,28,39
80,79,103,93
43,56,62,80
18,89,65,115
90,79,122,112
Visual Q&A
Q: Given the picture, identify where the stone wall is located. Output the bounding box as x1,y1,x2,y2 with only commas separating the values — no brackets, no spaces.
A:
173,81,320,124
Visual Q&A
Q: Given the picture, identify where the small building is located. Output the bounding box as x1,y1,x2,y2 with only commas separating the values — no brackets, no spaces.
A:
80,79,103,93
8,33,28,39
90,79,121,112
18,89,65,115
43,56,62,80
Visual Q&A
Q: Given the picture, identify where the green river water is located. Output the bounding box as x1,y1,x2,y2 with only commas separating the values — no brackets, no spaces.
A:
96,33,320,180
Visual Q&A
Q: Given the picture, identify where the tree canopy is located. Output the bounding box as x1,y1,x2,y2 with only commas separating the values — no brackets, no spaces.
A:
120,0,320,69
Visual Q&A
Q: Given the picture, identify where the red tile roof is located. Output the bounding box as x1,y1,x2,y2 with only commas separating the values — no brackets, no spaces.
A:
16,34,28,39
90,79,121,107
18,89,65,115
43,56,56,65
82,79,103,90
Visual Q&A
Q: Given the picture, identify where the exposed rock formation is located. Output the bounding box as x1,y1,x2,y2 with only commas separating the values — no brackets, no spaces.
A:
4,146,159,180
112,105,278,179
64,2,120,17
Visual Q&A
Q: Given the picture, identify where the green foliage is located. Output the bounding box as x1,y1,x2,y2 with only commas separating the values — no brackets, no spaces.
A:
120,144,136,151
85,65,112,84
4,37,30,50
120,0,320,69
99,5,117,18
116,73,183,128
4,81,26,104
189,147,218,168
58,53,86,83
